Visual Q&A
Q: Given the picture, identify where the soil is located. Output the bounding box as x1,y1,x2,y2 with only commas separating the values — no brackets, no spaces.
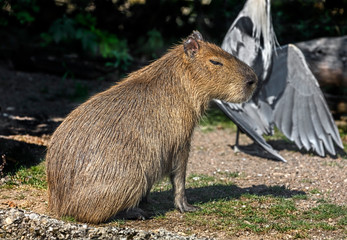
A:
0,63,346,239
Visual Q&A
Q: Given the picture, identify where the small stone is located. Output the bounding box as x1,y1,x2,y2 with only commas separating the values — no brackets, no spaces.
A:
4,217,14,225
28,213,39,220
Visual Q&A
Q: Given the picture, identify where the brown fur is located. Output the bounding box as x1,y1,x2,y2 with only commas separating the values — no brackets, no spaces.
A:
46,31,257,223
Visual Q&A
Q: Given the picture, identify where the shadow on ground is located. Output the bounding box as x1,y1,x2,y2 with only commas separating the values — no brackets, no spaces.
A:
231,140,343,161
112,183,306,220
0,138,46,175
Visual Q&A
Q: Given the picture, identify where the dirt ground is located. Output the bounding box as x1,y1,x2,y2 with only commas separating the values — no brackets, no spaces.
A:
0,63,346,239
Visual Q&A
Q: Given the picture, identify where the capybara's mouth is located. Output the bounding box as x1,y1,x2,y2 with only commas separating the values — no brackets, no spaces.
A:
221,81,257,104
241,81,257,102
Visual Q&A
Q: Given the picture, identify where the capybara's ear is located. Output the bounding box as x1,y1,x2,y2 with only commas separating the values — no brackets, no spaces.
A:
184,37,200,58
184,30,203,58
191,30,203,41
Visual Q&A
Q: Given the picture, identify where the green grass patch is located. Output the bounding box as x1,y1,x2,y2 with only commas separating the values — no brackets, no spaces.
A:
292,194,308,200
263,127,292,143
187,174,220,188
199,108,237,132
309,188,321,194
1,162,46,189
302,203,347,221
219,171,239,178
338,215,347,225
322,161,344,169
268,198,297,219
61,215,76,222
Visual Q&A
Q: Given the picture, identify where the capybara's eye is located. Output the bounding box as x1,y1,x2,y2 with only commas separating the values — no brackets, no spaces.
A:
209,60,223,66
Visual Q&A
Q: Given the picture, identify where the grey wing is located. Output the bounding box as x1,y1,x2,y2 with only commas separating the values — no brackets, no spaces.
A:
267,44,343,156
214,99,287,162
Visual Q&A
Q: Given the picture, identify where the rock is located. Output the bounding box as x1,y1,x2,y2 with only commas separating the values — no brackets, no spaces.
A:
0,208,211,240
4,216,14,225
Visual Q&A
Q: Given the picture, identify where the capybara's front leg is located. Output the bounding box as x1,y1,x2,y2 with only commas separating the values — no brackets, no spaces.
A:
170,148,200,212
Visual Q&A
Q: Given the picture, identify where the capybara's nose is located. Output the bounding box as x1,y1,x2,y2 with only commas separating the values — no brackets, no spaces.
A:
246,78,256,86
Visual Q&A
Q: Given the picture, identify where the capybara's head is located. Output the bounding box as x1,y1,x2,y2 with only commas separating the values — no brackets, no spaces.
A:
183,31,258,103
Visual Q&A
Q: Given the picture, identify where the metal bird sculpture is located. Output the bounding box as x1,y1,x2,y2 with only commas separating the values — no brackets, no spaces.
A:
214,0,343,162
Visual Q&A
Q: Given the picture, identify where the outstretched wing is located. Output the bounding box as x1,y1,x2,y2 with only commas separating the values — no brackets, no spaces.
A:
214,99,287,162
266,44,343,156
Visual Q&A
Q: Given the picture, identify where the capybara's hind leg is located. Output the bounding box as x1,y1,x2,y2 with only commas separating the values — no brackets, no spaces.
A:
170,148,200,212
140,188,159,205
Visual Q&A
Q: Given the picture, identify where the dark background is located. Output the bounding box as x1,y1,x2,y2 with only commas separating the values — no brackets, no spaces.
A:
1,0,346,75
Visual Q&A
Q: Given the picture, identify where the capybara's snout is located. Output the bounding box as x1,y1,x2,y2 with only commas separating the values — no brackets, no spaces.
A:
238,60,258,102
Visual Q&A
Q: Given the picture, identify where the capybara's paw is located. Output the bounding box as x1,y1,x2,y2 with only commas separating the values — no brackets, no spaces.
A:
115,207,150,220
127,207,150,220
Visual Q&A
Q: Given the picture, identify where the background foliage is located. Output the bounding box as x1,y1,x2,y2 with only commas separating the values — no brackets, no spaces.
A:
0,0,346,74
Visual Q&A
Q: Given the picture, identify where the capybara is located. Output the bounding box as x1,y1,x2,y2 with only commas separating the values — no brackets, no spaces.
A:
46,31,257,223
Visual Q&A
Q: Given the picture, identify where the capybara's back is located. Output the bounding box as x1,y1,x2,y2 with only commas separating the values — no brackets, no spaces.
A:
46,31,257,223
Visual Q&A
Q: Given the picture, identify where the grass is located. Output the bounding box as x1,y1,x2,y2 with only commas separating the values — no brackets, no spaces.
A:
263,127,292,143
322,161,345,169
61,215,76,222
292,194,308,200
143,174,347,238
309,188,321,194
0,162,345,238
338,121,347,139
303,204,347,221
1,161,46,190
199,108,237,132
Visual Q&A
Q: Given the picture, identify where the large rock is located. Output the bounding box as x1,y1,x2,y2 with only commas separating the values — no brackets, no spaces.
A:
296,36,347,116
296,36,347,88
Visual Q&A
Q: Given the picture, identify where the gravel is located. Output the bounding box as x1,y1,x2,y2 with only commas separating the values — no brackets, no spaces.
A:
0,208,211,240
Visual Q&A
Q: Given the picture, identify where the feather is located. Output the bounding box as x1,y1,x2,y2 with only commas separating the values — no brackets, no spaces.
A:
214,100,287,162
